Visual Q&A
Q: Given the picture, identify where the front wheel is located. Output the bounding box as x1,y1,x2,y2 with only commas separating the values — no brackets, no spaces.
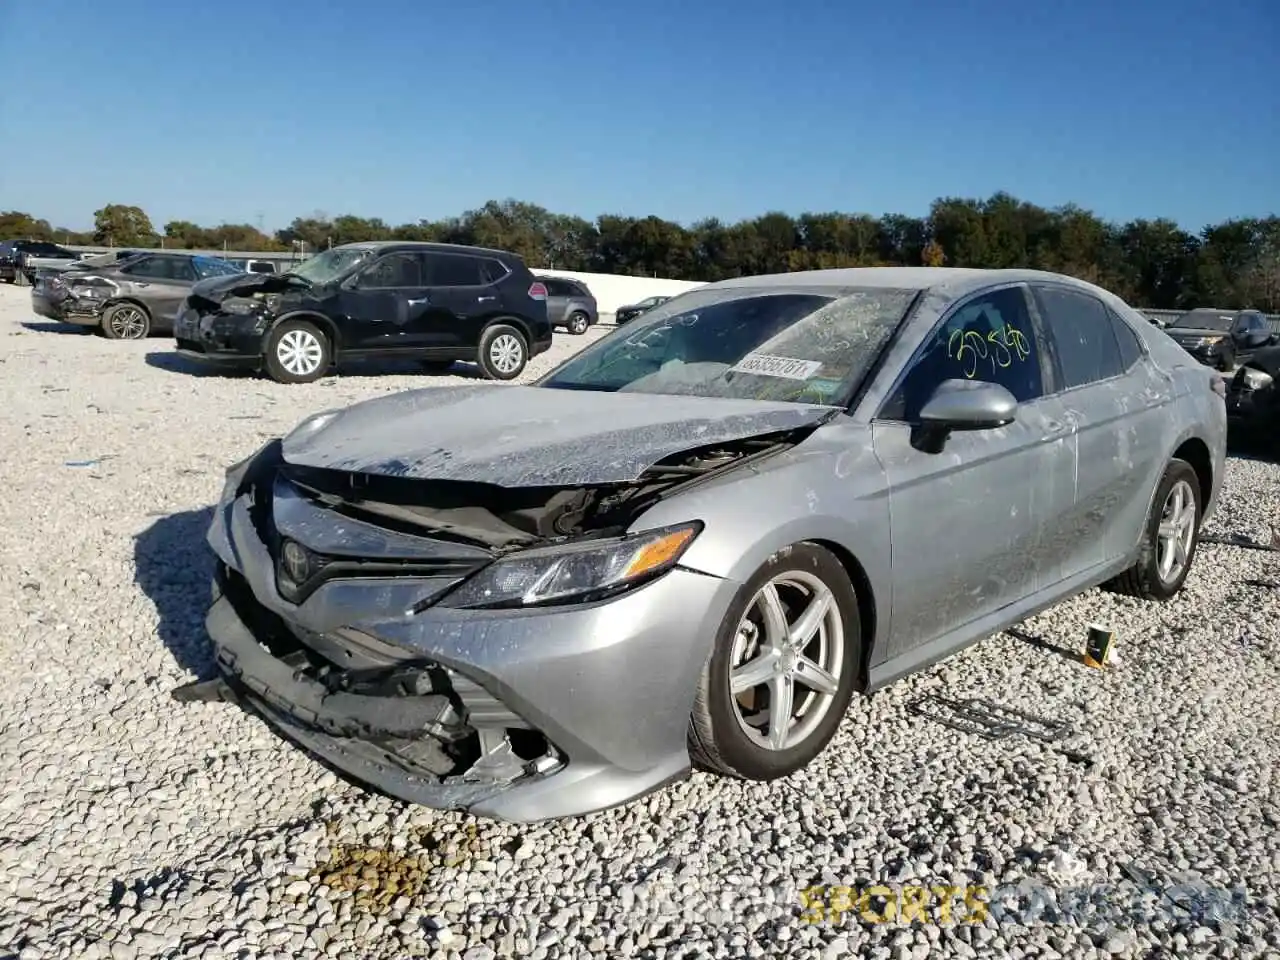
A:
477,324,528,380
101,303,151,340
264,320,331,384
688,542,862,781
1102,458,1202,601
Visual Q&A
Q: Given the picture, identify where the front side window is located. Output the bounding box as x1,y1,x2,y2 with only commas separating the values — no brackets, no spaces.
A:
356,252,424,289
881,286,1044,421
1032,285,1123,389
541,286,918,405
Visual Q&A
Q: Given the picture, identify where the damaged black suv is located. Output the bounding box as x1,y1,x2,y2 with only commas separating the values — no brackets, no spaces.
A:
173,241,554,384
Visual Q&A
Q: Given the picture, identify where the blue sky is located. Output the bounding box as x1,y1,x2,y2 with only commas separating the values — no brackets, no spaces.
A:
1,0,1275,234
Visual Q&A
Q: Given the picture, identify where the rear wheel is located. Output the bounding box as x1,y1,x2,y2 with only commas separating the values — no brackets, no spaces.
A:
264,320,330,384
566,311,590,335
688,543,862,780
477,324,528,380
101,303,151,340
1102,458,1202,601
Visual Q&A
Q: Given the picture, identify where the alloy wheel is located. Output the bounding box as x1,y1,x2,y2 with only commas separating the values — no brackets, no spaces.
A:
277,329,324,377
1156,478,1197,583
108,307,148,340
489,334,524,375
728,570,845,751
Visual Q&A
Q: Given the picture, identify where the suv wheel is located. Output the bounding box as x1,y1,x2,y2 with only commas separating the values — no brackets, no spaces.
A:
566,311,590,335
265,320,330,384
478,324,528,380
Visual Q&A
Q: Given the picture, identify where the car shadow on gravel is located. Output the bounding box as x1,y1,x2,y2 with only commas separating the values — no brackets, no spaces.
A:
19,320,94,335
144,352,255,378
135,506,219,680
144,351,489,381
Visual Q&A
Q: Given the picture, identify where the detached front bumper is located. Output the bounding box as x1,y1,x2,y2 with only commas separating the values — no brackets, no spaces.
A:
201,478,735,822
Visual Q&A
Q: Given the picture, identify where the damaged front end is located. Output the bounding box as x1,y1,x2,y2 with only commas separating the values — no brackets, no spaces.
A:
181,421,817,819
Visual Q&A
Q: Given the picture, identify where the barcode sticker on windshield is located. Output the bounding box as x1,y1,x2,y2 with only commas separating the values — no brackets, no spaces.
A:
731,354,823,380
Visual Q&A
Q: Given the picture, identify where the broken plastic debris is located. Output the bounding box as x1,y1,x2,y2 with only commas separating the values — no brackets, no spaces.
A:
64,455,116,468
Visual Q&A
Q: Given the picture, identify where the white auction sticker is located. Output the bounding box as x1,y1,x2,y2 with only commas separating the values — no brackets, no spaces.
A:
730,354,823,380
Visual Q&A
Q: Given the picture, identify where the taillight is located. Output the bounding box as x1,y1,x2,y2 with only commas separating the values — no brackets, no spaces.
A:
528,282,548,300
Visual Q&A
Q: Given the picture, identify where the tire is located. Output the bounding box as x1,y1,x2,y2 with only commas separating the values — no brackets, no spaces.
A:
101,302,151,340
688,542,862,781
477,324,528,380
420,360,456,374
264,319,331,384
1102,458,1202,601
566,311,590,336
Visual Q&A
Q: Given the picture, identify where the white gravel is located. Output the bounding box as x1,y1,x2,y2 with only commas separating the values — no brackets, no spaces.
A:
1,284,1278,960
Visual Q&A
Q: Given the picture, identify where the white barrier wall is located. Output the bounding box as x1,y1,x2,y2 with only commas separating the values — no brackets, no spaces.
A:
534,268,705,316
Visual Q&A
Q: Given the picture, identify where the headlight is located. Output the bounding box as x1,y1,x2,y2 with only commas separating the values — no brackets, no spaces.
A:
67,278,117,299
1194,336,1224,348
1238,367,1275,391
435,521,703,610
221,297,262,316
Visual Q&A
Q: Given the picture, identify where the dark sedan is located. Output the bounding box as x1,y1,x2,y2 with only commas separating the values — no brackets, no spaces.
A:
32,252,244,339
615,294,671,325
1163,308,1276,371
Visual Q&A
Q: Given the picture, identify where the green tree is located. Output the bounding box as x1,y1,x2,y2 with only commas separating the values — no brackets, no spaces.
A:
0,211,54,241
93,204,156,247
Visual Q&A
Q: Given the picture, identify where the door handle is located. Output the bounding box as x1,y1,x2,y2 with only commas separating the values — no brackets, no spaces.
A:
406,297,429,305
477,295,497,302
134,282,150,288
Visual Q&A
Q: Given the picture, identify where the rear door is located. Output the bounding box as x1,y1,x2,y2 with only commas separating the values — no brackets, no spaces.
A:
1028,282,1170,571
421,252,501,352
541,277,570,325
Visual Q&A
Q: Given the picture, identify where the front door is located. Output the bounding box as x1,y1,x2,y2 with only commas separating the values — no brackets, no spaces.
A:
872,283,1073,657
337,251,434,351
118,255,197,327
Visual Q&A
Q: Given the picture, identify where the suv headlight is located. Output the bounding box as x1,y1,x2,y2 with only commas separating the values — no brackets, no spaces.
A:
434,522,703,610
1237,367,1274,391
1194,336,1224,348
222,297,263,315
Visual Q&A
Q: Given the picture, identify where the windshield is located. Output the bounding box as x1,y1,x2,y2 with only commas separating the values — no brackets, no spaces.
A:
1171,310,1235,332
193,255,245,279
285,247,374,285
541,286,919,405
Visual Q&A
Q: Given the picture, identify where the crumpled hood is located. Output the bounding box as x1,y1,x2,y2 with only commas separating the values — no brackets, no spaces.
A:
281,384,837,486
191,271,306,302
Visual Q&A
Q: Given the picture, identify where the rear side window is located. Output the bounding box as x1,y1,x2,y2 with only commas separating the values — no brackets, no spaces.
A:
481,259,509,283
1108,308,1143,371
1031,285,1123,389
429,253,483,286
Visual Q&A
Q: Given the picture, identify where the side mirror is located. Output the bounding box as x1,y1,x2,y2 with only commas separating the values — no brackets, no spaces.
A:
912,379,1018,454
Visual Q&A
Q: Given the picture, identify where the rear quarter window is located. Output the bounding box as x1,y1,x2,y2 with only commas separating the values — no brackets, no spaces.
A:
1107,308,1144,371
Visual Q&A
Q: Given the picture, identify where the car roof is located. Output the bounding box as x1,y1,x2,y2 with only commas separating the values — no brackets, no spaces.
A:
337,240,521,259
704,266,1121,301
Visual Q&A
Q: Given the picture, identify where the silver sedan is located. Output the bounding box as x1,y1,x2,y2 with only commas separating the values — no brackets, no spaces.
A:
187,267,1227,822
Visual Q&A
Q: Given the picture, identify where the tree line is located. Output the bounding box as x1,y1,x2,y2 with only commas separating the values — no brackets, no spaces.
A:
2,195,1277,311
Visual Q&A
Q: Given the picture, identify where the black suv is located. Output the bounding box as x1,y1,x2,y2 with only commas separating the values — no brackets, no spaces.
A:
173,241,553,384
0,240,81,283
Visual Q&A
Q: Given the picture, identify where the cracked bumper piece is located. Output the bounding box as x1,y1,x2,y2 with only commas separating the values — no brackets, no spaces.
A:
205,494,737,822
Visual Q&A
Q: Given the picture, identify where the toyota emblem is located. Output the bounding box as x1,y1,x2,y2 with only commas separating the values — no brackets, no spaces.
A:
281,540,310,583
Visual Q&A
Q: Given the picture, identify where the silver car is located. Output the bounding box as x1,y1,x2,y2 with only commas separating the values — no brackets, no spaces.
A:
188,267,1227,823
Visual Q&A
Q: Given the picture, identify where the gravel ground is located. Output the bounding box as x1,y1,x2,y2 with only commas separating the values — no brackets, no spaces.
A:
1,284,1278,960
